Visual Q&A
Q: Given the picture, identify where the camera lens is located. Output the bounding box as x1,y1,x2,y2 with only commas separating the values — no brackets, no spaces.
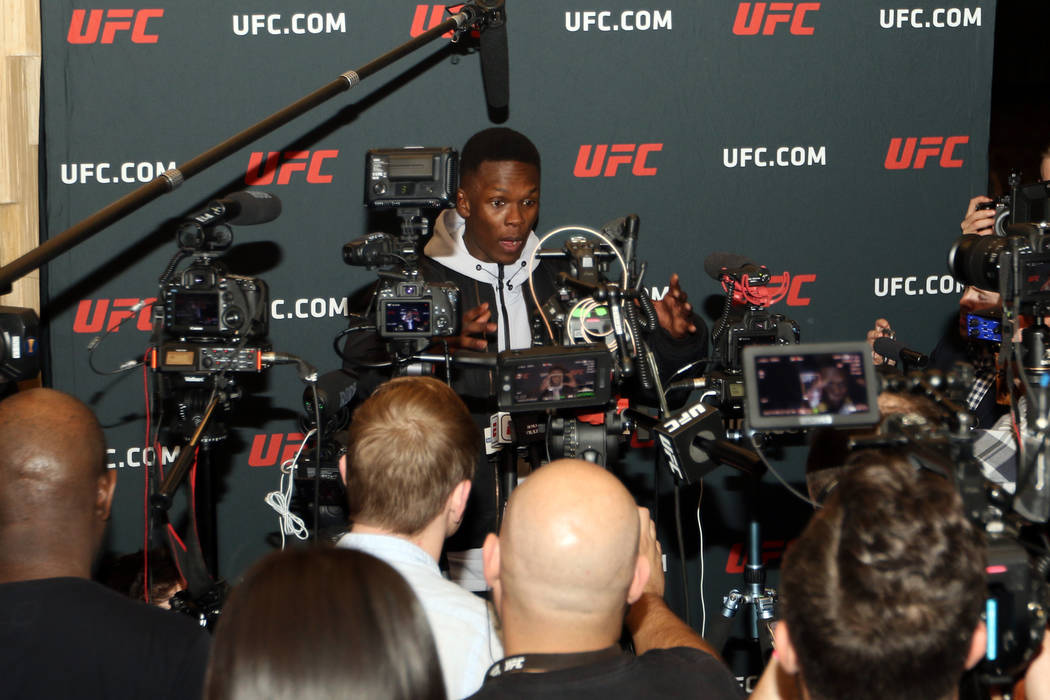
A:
949,234,1005,292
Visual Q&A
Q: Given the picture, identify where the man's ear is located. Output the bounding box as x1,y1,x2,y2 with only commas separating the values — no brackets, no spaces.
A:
96,469,117,521
965,621,988,670
482,532,501,591
773,621,800,675
338,454,347,486
455,188,471,219
445,480,472,535
626,553,651,605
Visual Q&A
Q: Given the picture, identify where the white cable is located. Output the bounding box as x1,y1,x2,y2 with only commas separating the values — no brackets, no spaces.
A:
528,225,629,341
696,479,707,636
264,429,316,548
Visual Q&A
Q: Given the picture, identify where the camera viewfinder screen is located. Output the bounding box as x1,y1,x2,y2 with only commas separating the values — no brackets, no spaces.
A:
1021,254,1050,300
173,293,219,328
744,343,879,429
383,300,431,334
511,357,599,406
387,154,434,180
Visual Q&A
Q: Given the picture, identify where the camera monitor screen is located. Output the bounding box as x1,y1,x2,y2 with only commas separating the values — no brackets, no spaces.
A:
497,345,612,413
742,342,880,430
380,300,431,336
172,292,219,329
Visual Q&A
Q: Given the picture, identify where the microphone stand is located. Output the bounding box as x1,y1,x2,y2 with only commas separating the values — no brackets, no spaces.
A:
0,2,503,295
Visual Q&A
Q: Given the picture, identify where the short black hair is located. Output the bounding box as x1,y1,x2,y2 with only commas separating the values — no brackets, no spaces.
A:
460,127,541,181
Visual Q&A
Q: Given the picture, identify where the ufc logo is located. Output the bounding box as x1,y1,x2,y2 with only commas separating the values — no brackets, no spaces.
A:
725,539,794,573
245,150,338,185
732,2,819,35
410,5,453,37
884,136,968,170
73,298,155,334
67,9,163,44
249,432,306,467
767,272,816,307
573,144,662,178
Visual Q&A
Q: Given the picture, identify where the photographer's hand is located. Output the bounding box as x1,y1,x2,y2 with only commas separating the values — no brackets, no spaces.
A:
961,195,995,235
654,273,697,340
866,318,895,366
445,303,497,352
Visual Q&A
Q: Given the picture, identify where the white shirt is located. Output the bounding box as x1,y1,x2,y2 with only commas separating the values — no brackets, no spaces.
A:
336,532,503,699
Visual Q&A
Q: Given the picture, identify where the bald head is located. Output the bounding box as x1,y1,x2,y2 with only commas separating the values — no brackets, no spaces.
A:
0,389,110,557
495,459,642,624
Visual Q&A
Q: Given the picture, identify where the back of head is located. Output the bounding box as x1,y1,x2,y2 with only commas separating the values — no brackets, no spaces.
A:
498,459,640,627
460,127,541,182
346,377,478,535
204,547,446,700
0,388,106,530
782,453,986,700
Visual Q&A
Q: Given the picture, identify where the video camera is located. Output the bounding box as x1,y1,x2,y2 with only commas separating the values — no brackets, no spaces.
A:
344,147,461,350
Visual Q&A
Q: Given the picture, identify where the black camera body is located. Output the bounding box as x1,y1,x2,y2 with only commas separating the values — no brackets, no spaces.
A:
376,279,459,340
162,265,268,341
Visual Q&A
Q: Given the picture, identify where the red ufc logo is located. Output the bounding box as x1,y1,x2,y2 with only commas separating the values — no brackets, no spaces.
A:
72,298,155,334
67,9,163,44
410,5,453,38
733,2,819,35
884,136,968,170
725,539,795,573
245,150,338,185
573,144,662,178
249,433,307,467
767,272,816,307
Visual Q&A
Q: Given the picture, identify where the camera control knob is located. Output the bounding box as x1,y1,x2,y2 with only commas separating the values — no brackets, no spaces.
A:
223,309,243,329
373,181,388,196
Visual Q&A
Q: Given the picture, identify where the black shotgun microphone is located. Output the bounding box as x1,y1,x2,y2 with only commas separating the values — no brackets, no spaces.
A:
703,252,760,281
873,336,929,368
185,190,282,228
477,0,509,111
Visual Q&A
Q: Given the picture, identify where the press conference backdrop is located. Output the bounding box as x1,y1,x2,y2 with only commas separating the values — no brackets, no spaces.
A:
39,0,995,675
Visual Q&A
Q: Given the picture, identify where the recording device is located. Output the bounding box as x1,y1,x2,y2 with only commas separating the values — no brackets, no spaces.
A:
497,344,613,413
872,336,930,369
345,147,461,349
161,267,267,341
0,306,40,383
950,173,1050,313
966,311,1002,343
741,342,880,431
847,369,1049,686
364,147,457,209
376,281,459,340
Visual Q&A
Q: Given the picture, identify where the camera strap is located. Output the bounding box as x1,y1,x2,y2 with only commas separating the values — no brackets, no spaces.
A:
483,645,622,681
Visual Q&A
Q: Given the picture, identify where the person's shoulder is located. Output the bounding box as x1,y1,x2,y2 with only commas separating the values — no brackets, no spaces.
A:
636,648,746,697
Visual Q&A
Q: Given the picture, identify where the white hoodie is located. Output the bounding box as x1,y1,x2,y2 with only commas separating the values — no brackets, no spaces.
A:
424,208,542,351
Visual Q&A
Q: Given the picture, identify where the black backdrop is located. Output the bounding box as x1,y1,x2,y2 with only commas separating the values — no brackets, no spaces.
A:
38,0,996,683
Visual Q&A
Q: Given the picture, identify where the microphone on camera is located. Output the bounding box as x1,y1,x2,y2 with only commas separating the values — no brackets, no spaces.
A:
185,190,282,228
477,0,509,111
703,252,764,281
872,336,929,369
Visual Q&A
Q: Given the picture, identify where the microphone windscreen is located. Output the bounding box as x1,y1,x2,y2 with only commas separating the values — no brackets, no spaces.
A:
703,252,755,280
479,18,509,110
872,336,904,363
225,190,282,226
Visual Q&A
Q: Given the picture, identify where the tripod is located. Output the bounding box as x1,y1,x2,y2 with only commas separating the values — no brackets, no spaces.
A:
707,467,777,659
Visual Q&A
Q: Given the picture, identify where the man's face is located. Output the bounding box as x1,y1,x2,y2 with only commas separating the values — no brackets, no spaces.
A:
457,160,540,265
821,369,847,404
549,369,563,387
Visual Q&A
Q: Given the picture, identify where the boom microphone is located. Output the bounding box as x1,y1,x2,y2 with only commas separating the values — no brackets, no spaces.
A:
477,0,509,111
185,190,282,228
872,336,929,368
